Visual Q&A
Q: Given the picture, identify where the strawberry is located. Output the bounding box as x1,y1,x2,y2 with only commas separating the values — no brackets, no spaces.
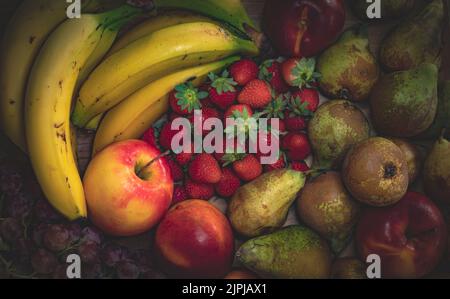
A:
166,158,183,182
214,167,241,198
290,88,320,113
188,107,221,136
172,185,188,205
231,154,262,182
169,82,208,115
237,79,272,109
269,118,286,133
174,144,194,166
208,70,238,110
188,153,222,184
281,132,311,161
291,161,310,172
264,154,286,172
185,178,215,200
224,104,253,120
259,58,289,94
284,111,307,132
253,129,279,160
281,57,321,88
229,59,259,86
159,120,187,150
141,127,158,149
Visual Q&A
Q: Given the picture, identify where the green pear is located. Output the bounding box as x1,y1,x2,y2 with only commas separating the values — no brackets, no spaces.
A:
370,63,438,137
423,136,450,204
417,80,450,140
308,100,370,169
350,0,416,21
227,169,305,238
235,226,332,279
317,25,379,102
380,0,444,72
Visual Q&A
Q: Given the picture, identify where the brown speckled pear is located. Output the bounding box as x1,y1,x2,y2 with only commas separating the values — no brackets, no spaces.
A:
296,171,360,253
342,137,409,207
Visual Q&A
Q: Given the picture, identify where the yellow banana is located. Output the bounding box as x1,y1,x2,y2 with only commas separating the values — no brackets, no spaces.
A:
109,10,212,55
25,5,141,220
93,56,240,155
84,10,212,131
0,0,123,152
72,21,259,128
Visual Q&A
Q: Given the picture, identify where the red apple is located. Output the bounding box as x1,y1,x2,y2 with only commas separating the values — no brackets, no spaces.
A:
83,140,173,236
155,200,234,278
263,0,345,57
356,191,447,278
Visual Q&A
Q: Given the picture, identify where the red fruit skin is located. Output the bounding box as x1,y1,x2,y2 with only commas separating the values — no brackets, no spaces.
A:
291,161,310,172
155,200,234,278
291,88,320,112
263,0,346,58
159,121,186,150
84,140,173,236
174,151,193,166
237,79,272,109
167,159,184,182
230,59,259,86
356,192,448,279
141,127,158,149
281,58,298,87
188,107,221,136
233,155,263,182
281,132,311,161
168,112,182,122
224,104,253,120
169,91,190,115
264,155,286,172
266,61,289,94
188,154,222,184
172,185,188,205
215,168,241,198
284,112,307,132
185,179,215,200
208,88,236,111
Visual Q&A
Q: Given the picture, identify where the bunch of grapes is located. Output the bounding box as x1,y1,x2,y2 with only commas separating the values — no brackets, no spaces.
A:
0,158,165,279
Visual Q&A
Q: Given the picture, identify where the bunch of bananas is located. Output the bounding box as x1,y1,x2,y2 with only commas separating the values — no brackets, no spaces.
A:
0,0,258,220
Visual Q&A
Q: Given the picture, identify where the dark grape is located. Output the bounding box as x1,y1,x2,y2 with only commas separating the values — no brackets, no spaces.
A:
31,248,58,274
33,199,63,223
116,261,140,279
101,243,127,267
0,171,23,196
80,226,102,245
4,192,34,219
43,224,70,252
52,264,68,279
131,249,154,268
0,218,22,243
140,267,167,279
31,223,49,247
66,222,82,245
77,240,100,264
81,263,103,279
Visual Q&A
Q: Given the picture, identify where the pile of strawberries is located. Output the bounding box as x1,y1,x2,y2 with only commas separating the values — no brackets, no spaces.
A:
142,57,322,203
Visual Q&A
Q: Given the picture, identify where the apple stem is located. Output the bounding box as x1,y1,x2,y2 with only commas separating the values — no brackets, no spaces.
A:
137,150,170,177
